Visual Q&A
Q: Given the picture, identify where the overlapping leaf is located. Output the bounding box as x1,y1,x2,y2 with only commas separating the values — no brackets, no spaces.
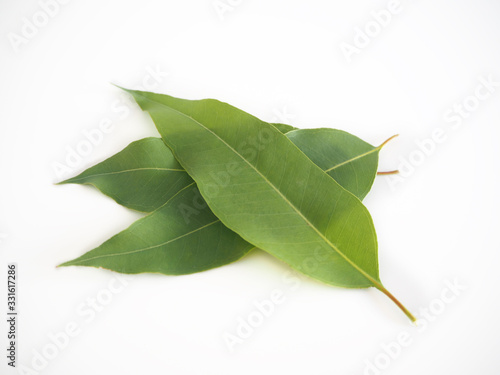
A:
115,89,414,321
59,130,389,211
58,122,297,212
59,129,387,274
286,129,396,200
58,88,413,321
60,183,255,274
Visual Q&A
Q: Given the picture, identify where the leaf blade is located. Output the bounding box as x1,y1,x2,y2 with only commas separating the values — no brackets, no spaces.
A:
59,183,255,274
59,88,415,321
59,129,386,278
58,138,193,212
286,128,382,200
125,89,380,288
60,129,380,214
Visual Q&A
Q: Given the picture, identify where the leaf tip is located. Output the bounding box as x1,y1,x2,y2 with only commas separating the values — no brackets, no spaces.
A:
110,83,133,94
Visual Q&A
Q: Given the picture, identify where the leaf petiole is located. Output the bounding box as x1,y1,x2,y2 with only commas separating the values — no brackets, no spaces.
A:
375,285,417,323
377,170,399,175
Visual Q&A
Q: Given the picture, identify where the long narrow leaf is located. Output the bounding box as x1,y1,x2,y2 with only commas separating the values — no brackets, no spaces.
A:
121,88,414,321
59,130,389,211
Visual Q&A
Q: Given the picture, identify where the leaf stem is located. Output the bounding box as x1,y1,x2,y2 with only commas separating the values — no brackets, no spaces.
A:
377,134,399,149
377,170,399,175
375,285,417,323
375,135,400,177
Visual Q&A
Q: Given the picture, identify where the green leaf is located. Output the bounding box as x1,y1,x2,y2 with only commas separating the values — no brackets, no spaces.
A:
59,183,254,274
270,122,297,134
286,129,396,200
59,129,385,213
58,138,192,212
58,124,296,213
58,129,388,281
122,88,415,321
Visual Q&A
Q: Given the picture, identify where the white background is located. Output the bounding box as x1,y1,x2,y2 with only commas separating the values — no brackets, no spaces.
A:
1,0,500,374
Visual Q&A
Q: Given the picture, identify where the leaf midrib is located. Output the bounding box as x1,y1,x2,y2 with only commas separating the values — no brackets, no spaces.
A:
325,147,380,173
136,92,381,288
65,182,219,265
67,167,185,182
69,219,220,264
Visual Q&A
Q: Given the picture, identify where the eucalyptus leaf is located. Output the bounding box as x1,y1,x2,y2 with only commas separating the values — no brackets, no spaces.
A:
59,129,388,212
59,183,255,274
120,88,414,321
286,129,396,200
270,122,297,134
58,122,297,213
58,130,388,276
58,137,192,212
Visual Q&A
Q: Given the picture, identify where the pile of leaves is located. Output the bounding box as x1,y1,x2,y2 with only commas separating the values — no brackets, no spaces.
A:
58,88,415,322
